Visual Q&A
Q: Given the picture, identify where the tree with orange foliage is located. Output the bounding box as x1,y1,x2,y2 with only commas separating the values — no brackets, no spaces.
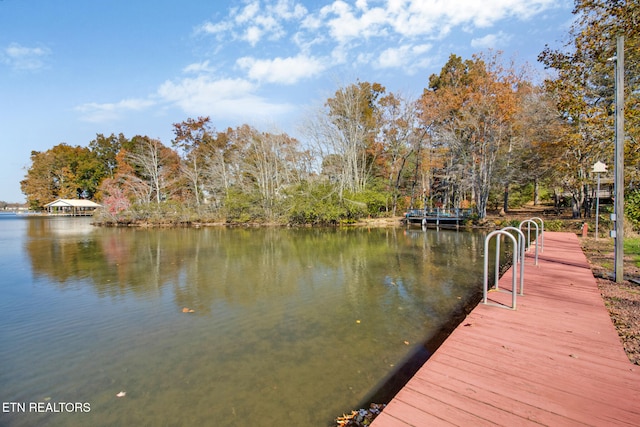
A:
420,52,520,218
172,116,216,207
21,143,103,209
102,136,180,206
377,92,428,215
539,0,639,216
512,87,568,208
309,81,386,198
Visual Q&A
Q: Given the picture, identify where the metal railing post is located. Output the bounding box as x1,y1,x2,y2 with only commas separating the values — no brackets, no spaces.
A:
519,220,540,265
529,217,544,253
483,229,519,310
500,227,526,295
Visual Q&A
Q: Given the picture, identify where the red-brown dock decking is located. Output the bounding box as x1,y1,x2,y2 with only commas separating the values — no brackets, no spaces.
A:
372,231,640,426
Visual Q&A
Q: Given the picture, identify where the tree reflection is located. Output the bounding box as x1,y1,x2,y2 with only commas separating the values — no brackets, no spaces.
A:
25,219,485,316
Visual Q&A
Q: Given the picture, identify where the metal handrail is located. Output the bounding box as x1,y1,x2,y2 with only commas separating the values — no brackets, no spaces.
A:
483,229,520,310
519,220,540,265
499,227,525,295
529,217,545,253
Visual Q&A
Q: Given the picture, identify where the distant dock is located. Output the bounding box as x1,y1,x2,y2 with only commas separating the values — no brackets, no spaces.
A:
404,208,472,229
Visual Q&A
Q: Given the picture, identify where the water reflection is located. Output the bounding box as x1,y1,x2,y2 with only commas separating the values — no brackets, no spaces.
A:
26,223,484,314
2,217,487,426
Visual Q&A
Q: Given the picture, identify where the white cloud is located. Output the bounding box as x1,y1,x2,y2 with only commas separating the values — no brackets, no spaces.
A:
299,11,323,30
158,0,566,127
320,0,388,43
75,98,155,123
330,44,350,65
2,43,51,71
316,0,559,40
82,0,564,125
376,43,432,70
237,54,327,84
76,72,296,126
235,1,260,24
377,47,406,69
272,0,307,20
157,75,294,121
196,0,562,80
200,0,309,47
355,0,368,10
244,25,263,45
356,51,374,66
198,20,233,36
471,31,512,49
255,14,280,33
183,60,216,74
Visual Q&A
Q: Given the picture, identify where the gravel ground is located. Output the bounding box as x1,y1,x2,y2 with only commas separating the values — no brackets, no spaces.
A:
580,237,640,365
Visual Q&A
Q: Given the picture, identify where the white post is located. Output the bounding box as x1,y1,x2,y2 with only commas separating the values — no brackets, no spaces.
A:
592,161,607,240
595,173,601,240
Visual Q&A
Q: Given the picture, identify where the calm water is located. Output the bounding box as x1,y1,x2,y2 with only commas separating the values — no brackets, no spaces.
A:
0,215,486,426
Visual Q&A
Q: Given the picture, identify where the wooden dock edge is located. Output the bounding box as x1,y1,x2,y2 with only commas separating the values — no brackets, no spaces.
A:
371,231,640,426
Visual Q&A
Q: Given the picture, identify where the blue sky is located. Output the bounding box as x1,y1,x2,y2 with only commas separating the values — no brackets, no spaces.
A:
0,0,574,203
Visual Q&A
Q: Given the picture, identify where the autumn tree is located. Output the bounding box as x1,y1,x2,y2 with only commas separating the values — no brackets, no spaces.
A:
420,53,520,218
539,0,639,215
172,117,216,207
306,81,385,198
513,87,568,206
21,143,103,209
377,92,427,215
419,55,473,210
89,133,127,179
219,125,307,220
109,136,180,205
571,0,639,185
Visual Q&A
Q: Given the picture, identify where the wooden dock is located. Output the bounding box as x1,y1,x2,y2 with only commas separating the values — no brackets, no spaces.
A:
404,209,472,229
372,231,640,426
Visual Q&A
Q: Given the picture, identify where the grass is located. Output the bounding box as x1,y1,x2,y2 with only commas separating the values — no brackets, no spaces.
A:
624,237,640,267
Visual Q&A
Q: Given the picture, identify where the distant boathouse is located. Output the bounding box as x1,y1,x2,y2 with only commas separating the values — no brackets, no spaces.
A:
44,199,101,216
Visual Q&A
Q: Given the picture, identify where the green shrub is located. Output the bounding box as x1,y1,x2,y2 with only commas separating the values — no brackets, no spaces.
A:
222,189,260,223
543,219,565,232
625,190,640,232
508,183,534,208
624,238,640,267
285,182,368,225
345,189,389,218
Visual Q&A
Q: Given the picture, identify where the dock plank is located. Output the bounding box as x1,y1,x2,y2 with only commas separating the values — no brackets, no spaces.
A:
372,232,640,426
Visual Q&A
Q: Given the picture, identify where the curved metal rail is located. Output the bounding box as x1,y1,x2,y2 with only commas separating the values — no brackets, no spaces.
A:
483,229,520,310
519,219,540,265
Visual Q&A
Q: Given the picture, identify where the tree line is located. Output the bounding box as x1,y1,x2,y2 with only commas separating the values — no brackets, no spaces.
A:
20,1,639,225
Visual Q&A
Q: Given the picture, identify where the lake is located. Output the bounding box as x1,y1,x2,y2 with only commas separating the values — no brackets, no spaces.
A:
0,215,487,426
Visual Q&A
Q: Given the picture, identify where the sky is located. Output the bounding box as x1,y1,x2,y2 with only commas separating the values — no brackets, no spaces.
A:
0,0,574,203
